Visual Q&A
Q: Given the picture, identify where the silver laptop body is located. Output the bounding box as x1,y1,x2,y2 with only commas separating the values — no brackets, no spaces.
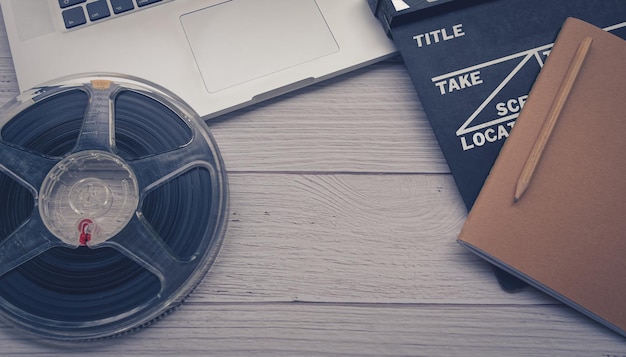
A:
0,0,396,119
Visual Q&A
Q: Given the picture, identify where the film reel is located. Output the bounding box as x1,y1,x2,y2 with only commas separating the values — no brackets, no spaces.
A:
0,74,228,340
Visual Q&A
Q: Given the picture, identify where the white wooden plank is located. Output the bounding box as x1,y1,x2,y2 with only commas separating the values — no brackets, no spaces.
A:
209,61,450,174
190,173,548,305
0,10,11,59
0,58,18,102
1,303,623,356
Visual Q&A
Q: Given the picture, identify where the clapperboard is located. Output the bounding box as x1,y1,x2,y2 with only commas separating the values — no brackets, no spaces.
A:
368,0,626,291
369,0,626,210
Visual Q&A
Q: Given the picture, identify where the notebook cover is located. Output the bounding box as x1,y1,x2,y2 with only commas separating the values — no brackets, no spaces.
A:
457,18,626,337
384,0,626,210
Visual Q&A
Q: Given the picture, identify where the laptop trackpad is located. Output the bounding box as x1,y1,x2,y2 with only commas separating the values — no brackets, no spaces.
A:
180,0,339,93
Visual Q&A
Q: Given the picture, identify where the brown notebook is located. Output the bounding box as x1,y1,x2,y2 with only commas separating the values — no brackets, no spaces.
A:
457,18,626,337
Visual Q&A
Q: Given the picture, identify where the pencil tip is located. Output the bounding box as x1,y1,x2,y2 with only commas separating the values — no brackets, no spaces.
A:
513,197,519,204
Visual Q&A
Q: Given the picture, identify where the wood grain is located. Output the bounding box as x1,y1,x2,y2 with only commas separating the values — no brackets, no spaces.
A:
207,62,450,174
2,304,624,356
193,173,550,305
0,7,623,356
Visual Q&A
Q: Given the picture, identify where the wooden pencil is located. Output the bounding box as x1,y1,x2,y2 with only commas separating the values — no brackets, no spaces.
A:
513,36,593,203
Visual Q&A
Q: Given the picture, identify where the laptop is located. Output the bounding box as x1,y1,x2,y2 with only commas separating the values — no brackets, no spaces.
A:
0,0,396,119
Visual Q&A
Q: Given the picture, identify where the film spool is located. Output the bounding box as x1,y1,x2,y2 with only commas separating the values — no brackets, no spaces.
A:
0,74,228,340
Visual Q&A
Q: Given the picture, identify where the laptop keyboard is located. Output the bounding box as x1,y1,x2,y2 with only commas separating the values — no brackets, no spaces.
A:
60,0,170,29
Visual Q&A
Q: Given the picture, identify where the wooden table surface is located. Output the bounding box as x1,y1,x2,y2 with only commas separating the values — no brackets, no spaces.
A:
0,12,624,357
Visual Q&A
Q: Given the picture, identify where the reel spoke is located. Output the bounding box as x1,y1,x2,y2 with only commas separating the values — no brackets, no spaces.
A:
130,135,217,192
0,141,57,190
72,81,119,153
0,215,64,278
106,216,192,290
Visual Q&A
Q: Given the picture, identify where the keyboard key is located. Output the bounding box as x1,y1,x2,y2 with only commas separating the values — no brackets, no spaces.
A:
58,0,86,9
137,0,162,7
86,0,111,21
62,6,87,28
111,0,135,14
